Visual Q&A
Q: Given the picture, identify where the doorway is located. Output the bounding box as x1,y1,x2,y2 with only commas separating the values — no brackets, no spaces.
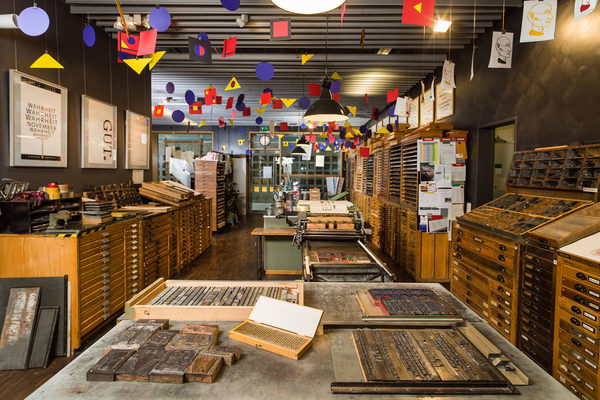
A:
493,124,515,199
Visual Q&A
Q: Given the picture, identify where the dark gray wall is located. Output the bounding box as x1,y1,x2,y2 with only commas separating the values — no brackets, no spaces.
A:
0,0,151,192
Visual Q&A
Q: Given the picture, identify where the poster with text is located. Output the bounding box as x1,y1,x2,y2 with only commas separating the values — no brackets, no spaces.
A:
440,60,456,88
420,89,434,126
9,70,68,167
520,0,557,43
435,83,454,121
575,0,597,21
126,110,150,169
489,31,514,68
82,96,118,168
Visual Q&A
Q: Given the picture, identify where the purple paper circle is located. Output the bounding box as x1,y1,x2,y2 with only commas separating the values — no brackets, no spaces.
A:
166,82,175,94
330,80,341,94
359,125,367,134
172,110,185,123
194,44,206,56
344,140,352,148
340,131,346,139
83,25,96,47
300,123,306,129
239,128,245,134
263,88,273,94
18,6,50,37
220,0,240,12
185,90,195,106
256,62,274,81
298,97,311,110
127,36,136,45
387,123,394,133
236,102,246,112
236,94,245,104
319,144,326,151
255,117,263,125
366,130,372,138
198,32,210,42
387,107,395,117
149,7,171,32
374,109,380,120
343,106,350,115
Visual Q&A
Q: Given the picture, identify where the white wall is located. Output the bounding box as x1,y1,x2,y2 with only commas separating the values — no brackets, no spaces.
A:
233,157,247,215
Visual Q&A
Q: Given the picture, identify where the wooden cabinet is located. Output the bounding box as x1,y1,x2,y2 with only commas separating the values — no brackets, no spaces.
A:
195,160,226,231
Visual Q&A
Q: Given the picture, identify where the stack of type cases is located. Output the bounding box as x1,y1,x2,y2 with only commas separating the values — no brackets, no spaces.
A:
400,138,418,206
140,212,175,287
177,203,195,270
388,144,402,202
124,219,142,300
375,149,389,199
195,160,226,231
363,156,374,196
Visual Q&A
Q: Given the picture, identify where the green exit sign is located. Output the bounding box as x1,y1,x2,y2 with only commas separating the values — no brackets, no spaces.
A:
260,126,269,132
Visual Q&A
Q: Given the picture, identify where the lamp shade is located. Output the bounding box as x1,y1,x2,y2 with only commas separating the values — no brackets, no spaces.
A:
270,0,345,14
296,136,310,146
291,146,306,155
303,79,348,122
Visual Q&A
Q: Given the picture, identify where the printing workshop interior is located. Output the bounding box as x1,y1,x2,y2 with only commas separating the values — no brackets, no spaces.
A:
1,0,600,399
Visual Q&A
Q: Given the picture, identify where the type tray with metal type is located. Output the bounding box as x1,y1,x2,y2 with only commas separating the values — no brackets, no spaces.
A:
330,327,518,395
519,203,600,373
554,232,600,400
124,278,304,321
452,193,590,345
229,296,323,360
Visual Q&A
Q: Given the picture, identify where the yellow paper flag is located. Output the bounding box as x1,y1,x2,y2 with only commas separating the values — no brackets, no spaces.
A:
238,139,245,145
221,145,226,151
376,125,388,134
124,57,151,74
198,120,207,127
225,77,241,91
30,53,64,69
148,50,166,70
330,71,343,80
346,106,357,116
283,141,289,147
255,108,266,115
301,54,314,65
277,134,284,139
227,118,235,127
325,146,332,151
343,121,352,128
281,98,297,108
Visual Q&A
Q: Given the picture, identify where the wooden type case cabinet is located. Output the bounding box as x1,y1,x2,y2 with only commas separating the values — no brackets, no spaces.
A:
195,160,226,232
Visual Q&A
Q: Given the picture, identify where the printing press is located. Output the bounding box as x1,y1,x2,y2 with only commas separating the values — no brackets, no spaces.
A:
292,200,394,282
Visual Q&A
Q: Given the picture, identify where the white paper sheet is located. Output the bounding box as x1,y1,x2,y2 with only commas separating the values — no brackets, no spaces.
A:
263,166,273,179
520,0,557,43
441,60,456,88
439,142,456,165
249,296,324,338
452,164,467,181
452,185,465,203
418,183,441,215
435,164,452,188
315,155,325,168
489,31,514,69
449,204,465,221
429,218,448,233
575,0,597,21
438,188,453,209
560,231,600,263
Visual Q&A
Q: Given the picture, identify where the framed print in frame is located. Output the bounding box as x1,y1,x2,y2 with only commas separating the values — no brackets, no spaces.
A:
125,110,150,169
408,96,420,129
9,69,68,167
435,83,455,121
420,90,434,126
81,95,118,169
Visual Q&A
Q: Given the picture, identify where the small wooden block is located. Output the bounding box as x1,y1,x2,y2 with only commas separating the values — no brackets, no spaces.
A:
86,350,134,381
106,325,160,354
180,324,219,336
115,349,166,382
165,333,216,351
200,346,241,366
185,354,222,383
133,319,170,329
139,330,179,350
149,349,198,384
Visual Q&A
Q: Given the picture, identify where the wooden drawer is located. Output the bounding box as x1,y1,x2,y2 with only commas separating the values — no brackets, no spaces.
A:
559,340,599,378
521,301,553,328
561,286,600,314
451,276,489,319
451,259,489,292
559,308,600,340
454,224,518,257
80,267,125,301
79,231,123,253
489,314,512,341
560,296,600,326
520,333,552,367
522,263,554,287
80,242,124,267
557,353,598,400
562,277,600,309
559,319,600,361
454,238,516,269
524,242,555,262
80,249,124,276
452,247,515,286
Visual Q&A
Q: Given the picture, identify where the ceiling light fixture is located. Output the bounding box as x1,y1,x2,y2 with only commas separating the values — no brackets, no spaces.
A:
291,146,307,155
377,48,392,55
270,0,345,15
433,19,452,33
236,14,249,28
296,136,310,146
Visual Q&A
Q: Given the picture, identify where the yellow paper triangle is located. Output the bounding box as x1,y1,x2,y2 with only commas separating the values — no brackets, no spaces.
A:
281,98,297,108
148,50,166,70
227,119,235,127
225,77,241,91
124,57,151,74
283,141,289,147
318,121,323,127
199,120,207,127
277,134,284,139
319,132,328,138
414,2,422,13
376,126,388,134
206,84,214,90
301,54,314,65
238,139,245,145
121,40,130,49
255,108,266,115
221,145,226,151
346,131,355,139
330,71,343,80
343,121,351,128
347,106,357,116
325,146,332,151
30,53,64,69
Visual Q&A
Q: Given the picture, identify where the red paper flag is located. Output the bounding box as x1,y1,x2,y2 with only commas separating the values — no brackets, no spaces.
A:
189,101,203,114
328,125,333,134
218,117,225,128
232,110,236,119
272,99,283,109
243,107,251,116
402,0,435,27
313,144,318,151
309,134,316,143
117,31,139,63
329,136,335,144
261,91,271,105
365,93,369,104
138,29,157,56
216,96,222,105
280,122,288,131
222,37,237,57
204,88,216,105
153,105,164,118
341,2,347,28
332,93,340,102
360,147,370,157
309,83,321,96
226,97,234,109
387,88,399,103
271,19,291,40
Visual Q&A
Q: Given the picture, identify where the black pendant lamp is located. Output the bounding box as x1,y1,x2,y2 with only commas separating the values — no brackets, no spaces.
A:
291,145,306,155
302,78,348,122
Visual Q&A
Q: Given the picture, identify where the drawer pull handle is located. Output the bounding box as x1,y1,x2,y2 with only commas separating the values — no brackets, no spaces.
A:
473,236,483,244
102,232,110,237
102,239,109,244
497,312,504,319
572,306,582,314
103,314,110,320
457,229,463,235
101,245,109,250
498,285,504,292
102,279,110,285
575,284,587,293
456,237,462,243
498,255,506,262
102,267,109,273
497,295,504,302
466,283,471,289
497,321,503,327
571,317,581,326
103,307,110,313
499,244,507,251
102,258,110,264
498,266,506,273
497,275,505,283
102,252,110,257
569,372,582,384
577,272,587,280
102,292,109,299
572,328,585,339
572,338,582,347
102,273,109,279
498,304,504,310
571,350,583,361
466,299,471,304
466,290,471,296
572,362,582,372
102,301,110,307
575,295,587,305
533,257,540,264
102,286,110,292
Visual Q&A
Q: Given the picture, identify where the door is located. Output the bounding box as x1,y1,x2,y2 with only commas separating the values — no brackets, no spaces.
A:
493,124,515,199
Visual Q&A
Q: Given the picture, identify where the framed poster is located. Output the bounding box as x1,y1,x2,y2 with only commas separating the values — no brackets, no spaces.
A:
81,96,118,168
125,110,150,169
9,70,68,167
420,90,434,126
435,83,455,121
408,97,420,129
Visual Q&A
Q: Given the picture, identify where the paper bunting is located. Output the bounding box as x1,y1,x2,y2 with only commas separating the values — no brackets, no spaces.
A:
520,0,557,43
346,106,357,116
271,18,291,40
18,6,49,37
153,105,164,118
226,97,234,109
309,83,321,96
283,141,289,147
489,32,513,69
232,110,236,119
376,125,388,134
204,88,217,105
341,2,347,27
221,145,227,151
189,37,212,63
238,139,246,145
124,58,151,74
199,120,207,127
256,62,274,81
281,98,296,108
198,32,210,42
330,72,343,80
301,54,314,65
441,60,456,88
185,90,196,105
172,110,185,123
216,96,222,105
280,122,289,131
30,53,64,69
189,101,203,114
325,146,332,151
148,51,165,70
394,96,411,117
272,99,283,109
221,0,240,11
575,0,597,20
331,80,341,94
255,108,266,115
149,7,171,32
277,134,284,139
166,82,175,94
83,25,96,47
402,0,435,27
227,119,235,127
256,117,263,125
343,121,352,128
387,88,399,103
298,97,311,110
243,107,251,116
138,29,157,56
218,117,225,128
118,32,139,62
225,77,241,91
261,92,272,105
222,37,237,57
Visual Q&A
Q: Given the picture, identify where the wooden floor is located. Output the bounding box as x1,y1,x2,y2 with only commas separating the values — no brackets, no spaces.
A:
0,214,413,399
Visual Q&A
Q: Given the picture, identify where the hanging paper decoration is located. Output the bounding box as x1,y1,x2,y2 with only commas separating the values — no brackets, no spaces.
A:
301,54,314,65
221,0,240,12
256,62,275,81
123,58,151,74
263,88,273,94
341,2,347,27
387,107,395,118
261,92,272,105
117,32,139,62
222,37,237,57
199,120,207,127
83,25,96,47
18,6,50,37
283,141,289,147
236,102,246,112
30,53,64,69
166,82,175,94
386,124,394,133
520,0,557,43
364,94,369,104
330,72,343,80
238,139,246,146
189,37,212,63
189,102,203,114
255,108,266,115
149,7,171,32
330,80,341,94
225,77,241,91
198,32,210,42
204,88,217,105
309,83,321,96
272,99,283,109
148,51,166,70
332,93,340,102
226,97,234,109
280,122,289,131
387,88,399,104
394,96,411,117
216,96,223,105
256,117,264,125
138,29,157,56
488,32,514,69
430,77,435,101
218,117,226,128
360,28,365,48
237,93,245,104
153,105,165,118
185,90,196,105
441,60,456,88
346,106,357,116
228,119,235,127
575,0,597,20
281,99,297,108
172,110,185,123
298,97,311,110
232,110,236,119
271,18,292,40
402,0,435,27
243,107,251,116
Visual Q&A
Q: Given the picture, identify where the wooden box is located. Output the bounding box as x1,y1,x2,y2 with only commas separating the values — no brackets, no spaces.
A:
229,296,323,360
124,278,304,321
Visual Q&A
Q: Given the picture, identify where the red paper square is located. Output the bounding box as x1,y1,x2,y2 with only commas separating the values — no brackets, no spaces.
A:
261,92,271,105
218,117,225,128
222,37,237,57
272,20,289,38
280,122,288,131
216,96,222,105
204,88,216,105
402,0,435,27
365,93,369,104
332,93,340,102
226,97,234,109
309,83,321,96
138,29,157,56
189,101,203,115
360,147,370,157
387,88,399,103
232,110,236,119
272,99,283,109
117,32,139,63
153,105,164,118
243,107,251,116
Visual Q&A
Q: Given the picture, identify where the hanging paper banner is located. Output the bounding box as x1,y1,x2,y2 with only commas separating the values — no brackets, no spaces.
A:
301,54,314,65
402,0,435,27
520,0,557,43
394,97,411,117
488,31,514,69
153,105,164,118
430,77,435,101
575,0,597,21
188,37,212,63
440,60,456,88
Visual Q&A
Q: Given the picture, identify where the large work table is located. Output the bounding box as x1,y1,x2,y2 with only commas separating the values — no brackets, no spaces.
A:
28,282,575,400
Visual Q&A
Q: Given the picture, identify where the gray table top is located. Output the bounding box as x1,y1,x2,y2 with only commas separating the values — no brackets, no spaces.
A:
28,282,576,400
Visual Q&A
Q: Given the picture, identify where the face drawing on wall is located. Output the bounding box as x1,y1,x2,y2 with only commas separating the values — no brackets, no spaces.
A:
495,36,512,64
527,2,553,36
